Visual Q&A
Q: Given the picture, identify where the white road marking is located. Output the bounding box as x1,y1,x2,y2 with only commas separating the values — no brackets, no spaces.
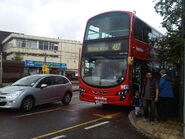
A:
51,135,66,139
15,108,61,118
84,121,110,130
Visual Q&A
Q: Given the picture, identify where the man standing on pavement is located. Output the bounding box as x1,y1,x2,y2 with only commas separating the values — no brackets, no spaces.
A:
158,69,174,121
142,71,159,125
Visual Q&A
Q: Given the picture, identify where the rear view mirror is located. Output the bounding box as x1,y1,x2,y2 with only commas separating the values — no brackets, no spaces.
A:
41,84,47,89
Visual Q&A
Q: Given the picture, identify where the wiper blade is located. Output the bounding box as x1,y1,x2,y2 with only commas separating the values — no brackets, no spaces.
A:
23,85,32,87
13,84,31,87
12,84,22,86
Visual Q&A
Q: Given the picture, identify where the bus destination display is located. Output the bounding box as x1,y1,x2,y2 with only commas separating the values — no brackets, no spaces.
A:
87,42,122,52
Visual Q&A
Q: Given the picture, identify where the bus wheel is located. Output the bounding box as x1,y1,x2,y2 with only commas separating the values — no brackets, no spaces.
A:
102,104,109,108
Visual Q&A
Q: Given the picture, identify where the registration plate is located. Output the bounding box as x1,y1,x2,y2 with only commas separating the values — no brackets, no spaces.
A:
95,100,107,104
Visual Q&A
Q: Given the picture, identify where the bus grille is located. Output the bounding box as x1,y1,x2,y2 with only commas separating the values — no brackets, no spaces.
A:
92,90,109,94
0,102,7,106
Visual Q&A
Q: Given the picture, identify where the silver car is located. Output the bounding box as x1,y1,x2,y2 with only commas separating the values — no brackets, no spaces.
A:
0,74,72,111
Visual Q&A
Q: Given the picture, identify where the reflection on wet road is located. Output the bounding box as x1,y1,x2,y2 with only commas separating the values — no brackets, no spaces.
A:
0,91,149,139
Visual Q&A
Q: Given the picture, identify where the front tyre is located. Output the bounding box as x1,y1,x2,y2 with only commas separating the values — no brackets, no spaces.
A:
62,92,72,105
21,97,34,111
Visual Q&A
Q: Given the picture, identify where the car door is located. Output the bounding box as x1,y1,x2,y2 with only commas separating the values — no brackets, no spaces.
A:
35,76,56,105
53,76,66,100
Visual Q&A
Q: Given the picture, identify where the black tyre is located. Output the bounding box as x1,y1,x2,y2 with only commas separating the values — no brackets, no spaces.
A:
102,104,109,108
62,92,72,105
21,97,34,111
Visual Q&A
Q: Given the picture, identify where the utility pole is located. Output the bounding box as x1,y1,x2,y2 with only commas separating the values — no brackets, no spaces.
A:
183,0,185,137
44,53,47,63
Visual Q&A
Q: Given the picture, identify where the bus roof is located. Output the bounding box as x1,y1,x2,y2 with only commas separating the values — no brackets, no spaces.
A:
87,10,163,36
87,11,132,22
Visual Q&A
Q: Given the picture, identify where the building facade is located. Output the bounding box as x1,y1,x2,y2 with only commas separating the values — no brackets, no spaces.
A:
2,33,82,78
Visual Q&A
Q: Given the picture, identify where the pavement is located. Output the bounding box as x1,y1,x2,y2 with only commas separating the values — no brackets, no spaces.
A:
128,110,183,139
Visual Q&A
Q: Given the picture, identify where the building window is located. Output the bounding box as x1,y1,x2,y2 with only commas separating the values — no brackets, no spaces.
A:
16,39,26,48
49,42,58,51
39,41,48,50
3,39,13,50
14,39,59,51
27,40,37,49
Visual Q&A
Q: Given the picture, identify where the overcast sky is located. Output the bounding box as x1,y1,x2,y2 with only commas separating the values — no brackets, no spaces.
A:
0,0,165,41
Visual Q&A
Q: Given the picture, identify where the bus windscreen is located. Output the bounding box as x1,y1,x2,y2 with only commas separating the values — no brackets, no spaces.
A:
81,55,127,88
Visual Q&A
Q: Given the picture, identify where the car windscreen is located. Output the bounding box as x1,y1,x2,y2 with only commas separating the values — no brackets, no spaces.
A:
12,76,42,87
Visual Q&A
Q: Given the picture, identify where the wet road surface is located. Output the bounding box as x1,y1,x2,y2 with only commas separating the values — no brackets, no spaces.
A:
0,91,149,139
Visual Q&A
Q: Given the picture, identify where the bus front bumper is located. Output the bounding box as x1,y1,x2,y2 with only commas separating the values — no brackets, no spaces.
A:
80,92,131,106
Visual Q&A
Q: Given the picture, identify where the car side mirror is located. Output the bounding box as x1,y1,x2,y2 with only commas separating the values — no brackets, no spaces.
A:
41,84,47,89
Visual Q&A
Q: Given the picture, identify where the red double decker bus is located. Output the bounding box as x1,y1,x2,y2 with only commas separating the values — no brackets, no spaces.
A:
79,11,162,106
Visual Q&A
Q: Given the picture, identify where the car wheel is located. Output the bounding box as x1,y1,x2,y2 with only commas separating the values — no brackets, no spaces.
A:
62,92,72,105
21,97,34,111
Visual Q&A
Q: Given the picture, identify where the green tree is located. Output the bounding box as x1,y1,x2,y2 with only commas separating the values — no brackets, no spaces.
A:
12,52,23,62
154,0,185,118
154,0,182,32
154,0,184,65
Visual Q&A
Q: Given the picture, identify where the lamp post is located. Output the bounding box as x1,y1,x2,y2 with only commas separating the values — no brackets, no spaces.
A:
42,53,47,74
0,52,2,86
59,43,63,75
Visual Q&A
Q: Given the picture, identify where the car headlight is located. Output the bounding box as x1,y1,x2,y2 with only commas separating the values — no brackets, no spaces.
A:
6,90,24,100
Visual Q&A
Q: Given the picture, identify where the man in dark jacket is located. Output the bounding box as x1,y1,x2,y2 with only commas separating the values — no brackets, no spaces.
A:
142,71,159,125
158,69,174,121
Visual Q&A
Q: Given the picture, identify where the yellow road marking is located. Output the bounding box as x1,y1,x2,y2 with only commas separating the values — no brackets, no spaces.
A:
93,112,122,119
32,112,122,139
32,117,104,139
58,107,74,112
93,114,105,118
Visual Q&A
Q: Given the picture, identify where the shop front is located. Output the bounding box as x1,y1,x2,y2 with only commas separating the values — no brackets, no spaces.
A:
24,60,67,75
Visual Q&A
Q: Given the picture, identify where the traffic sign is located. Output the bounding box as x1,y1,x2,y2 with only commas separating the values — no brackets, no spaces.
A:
42,65,49,72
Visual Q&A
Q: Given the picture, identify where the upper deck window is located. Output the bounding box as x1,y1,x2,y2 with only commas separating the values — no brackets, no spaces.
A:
85,12,130,40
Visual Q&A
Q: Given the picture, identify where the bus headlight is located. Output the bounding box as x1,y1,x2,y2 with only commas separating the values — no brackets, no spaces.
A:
120,95,126,100
80,88,86,93
117,90,128,95
80,88,86,96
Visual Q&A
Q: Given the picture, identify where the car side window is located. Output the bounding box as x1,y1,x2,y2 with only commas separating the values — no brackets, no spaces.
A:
54,76,63,85
36,77,54,88
62,77,69,84
53,76,69,85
